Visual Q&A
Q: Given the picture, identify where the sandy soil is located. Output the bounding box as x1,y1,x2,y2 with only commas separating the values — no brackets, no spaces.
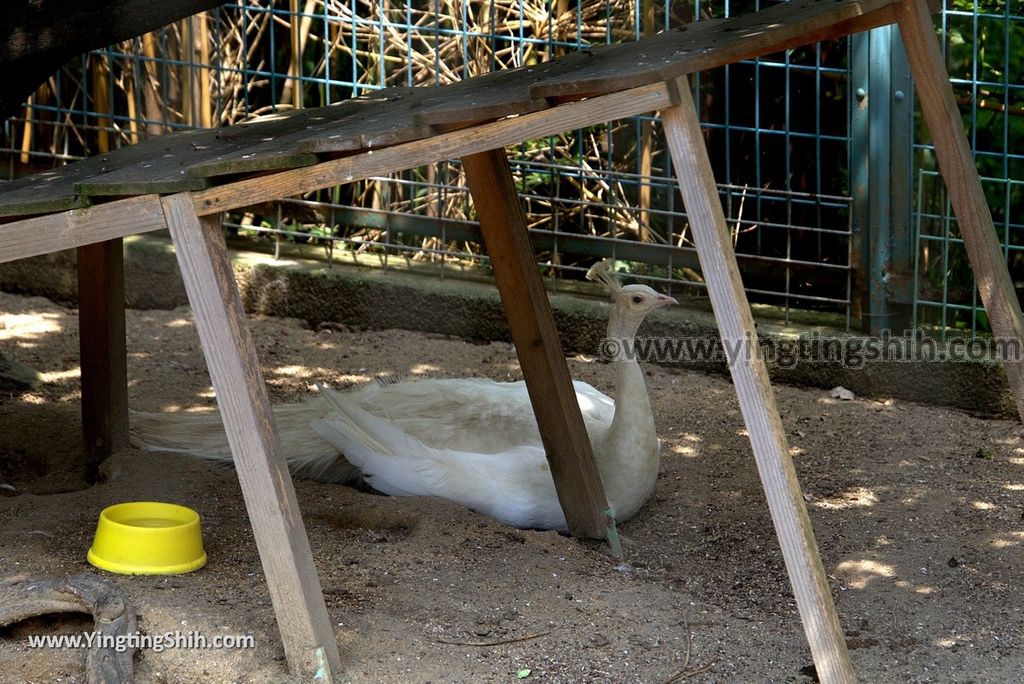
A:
1,288,1023,683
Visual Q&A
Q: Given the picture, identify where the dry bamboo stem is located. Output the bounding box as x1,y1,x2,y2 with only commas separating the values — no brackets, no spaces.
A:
19,95,33,165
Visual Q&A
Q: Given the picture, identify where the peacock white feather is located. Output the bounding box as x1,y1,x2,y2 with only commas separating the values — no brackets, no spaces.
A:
130,259,676,531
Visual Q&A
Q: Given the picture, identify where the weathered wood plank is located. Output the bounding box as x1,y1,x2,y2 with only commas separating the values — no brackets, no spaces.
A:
190,87,443,168
462,148,609,539
160,193,341,681
193,82,673,215
530,0,902,100
897,0,1024,421
0,131,220,216
77,238,128,479
0,169,91,217
0,195,166,264
408,53,594,127
295,87,437,154
75,115,314,195
662,76,854,683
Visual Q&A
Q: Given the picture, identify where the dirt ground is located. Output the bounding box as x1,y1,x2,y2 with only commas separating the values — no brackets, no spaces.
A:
1,288,1023,683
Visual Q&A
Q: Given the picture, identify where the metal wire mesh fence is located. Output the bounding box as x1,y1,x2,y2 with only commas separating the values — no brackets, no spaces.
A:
911,0,1024,338
3,1,1018,336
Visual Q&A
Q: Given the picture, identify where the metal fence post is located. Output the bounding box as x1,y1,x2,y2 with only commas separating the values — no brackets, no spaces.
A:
851,25,915,335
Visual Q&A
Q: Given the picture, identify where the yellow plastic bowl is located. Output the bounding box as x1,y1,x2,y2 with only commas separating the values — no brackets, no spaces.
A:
87,502,207,575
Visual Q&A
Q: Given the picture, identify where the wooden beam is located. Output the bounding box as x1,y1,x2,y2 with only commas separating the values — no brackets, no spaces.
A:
160,193,341,682
530,0,904,100
191,82,673,216
896,0,1024,421
462,149,609,539
0,195,166,265
661,77,855,683
77,238,128,480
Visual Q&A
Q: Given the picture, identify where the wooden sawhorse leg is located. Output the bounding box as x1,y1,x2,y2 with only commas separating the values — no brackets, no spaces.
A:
661,79,855,682
462,149,611,541
78,239,128,481
897,0,1024,421
160,194,341,682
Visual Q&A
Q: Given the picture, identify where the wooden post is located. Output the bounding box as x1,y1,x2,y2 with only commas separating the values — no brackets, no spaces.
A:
462,149,610,540
78,61,127,478
661,78,855,683
77,239,128,481
897,0,1024,421
160,193,341,682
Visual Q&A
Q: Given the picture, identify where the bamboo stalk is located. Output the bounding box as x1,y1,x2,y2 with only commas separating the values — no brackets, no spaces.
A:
124,68,140,145
140,32,165,135
19,95,34,165
280,0,318,108
90,55,112,154
181,19,194,126
198,12,213,128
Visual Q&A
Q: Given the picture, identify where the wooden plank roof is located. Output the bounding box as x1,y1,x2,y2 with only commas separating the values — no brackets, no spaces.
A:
0,0,909,220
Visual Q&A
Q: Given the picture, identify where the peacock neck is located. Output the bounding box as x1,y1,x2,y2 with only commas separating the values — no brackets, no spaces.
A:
605,306,656,452
599,303,660,521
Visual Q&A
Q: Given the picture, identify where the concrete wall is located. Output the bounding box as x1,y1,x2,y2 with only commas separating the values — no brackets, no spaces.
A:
0,233,1014,417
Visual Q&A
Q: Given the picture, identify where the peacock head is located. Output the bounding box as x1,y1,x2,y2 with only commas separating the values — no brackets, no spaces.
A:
616,283,678,315
586,259,678,317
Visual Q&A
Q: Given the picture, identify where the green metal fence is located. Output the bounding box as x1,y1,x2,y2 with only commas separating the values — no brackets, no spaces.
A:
911,0,1024,338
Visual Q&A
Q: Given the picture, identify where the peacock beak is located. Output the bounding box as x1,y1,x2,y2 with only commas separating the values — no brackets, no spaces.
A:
656,294,678,307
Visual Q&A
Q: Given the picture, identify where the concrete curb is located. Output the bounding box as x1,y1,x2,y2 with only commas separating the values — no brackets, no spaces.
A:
0,232,1014,418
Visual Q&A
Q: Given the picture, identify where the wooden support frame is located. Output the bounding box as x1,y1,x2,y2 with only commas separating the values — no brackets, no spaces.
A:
77,238,128,480
160,193,341,682
660,77,856,682
5,2,1024,679
896,0,1024,421
462,149,610,539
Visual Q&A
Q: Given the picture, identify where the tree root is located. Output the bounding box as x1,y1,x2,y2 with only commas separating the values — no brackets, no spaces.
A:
0,573,137,684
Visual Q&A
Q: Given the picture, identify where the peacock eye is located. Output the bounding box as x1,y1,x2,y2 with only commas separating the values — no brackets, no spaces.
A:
631,295,643,304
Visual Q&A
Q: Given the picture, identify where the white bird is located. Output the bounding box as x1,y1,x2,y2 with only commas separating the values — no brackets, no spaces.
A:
131,260,676,531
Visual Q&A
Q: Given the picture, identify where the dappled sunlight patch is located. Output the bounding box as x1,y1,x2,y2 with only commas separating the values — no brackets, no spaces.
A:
1002,483,1024,492
0,311,63,342
990,531,1024,549
272,365,312,378
164,318,193,329
155,403,218,414
329,374,373,386
836,558,894,589
38,368,81,383
812,486,878,510
671,444,698,458
972,500,997,511
409,363,440,376
242,252,296,267
681,433,702,443
789,446,806,457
